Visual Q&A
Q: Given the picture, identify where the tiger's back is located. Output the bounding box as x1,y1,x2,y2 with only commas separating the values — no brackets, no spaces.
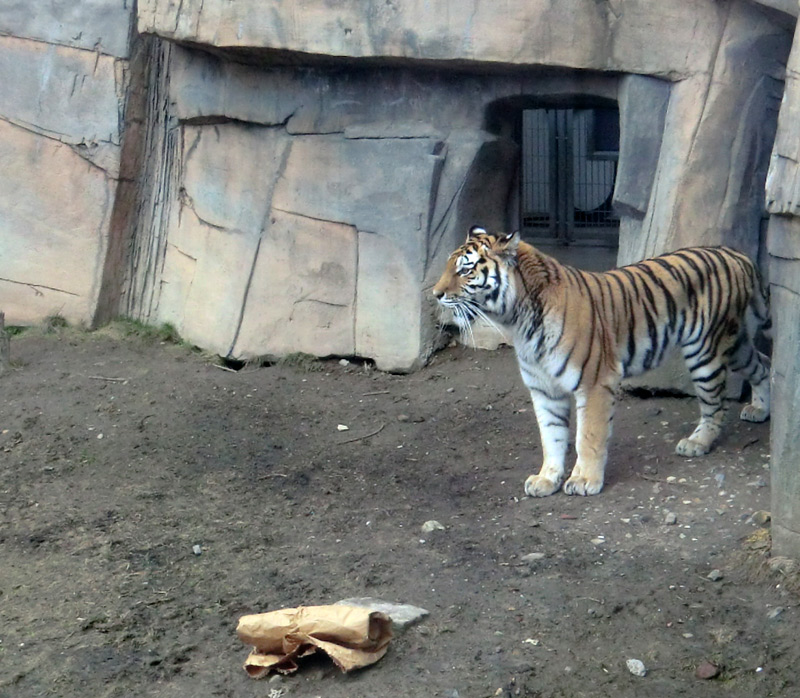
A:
522,245,768,386
433,227,770,497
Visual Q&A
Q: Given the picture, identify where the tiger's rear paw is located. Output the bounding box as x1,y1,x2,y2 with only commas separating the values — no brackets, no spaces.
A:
675,437,711,457
740,405,769,423
563,475,604,496
524,474,561,498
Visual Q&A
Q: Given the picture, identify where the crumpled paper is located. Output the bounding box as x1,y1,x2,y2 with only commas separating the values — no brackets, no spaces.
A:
237,604,393,678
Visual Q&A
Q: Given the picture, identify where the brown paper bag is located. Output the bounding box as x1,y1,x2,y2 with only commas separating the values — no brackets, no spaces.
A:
237,604,393,678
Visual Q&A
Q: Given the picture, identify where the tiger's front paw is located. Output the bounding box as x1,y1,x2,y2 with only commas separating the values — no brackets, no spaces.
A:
675,437,711,457
740,405,769,423
524,474,561,497
563,475,604,496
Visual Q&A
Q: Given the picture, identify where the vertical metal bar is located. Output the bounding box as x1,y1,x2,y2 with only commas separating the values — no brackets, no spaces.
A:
563,109,575,243
553,109,563,242
548,109,559,239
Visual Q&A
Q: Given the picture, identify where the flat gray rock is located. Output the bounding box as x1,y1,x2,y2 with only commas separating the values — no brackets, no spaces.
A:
335,598,429,632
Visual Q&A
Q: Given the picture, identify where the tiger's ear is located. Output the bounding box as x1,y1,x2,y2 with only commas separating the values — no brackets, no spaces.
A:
498,230,520,254
467,225,487,241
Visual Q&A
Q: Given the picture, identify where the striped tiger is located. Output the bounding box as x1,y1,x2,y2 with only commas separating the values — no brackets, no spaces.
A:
432,226,771,497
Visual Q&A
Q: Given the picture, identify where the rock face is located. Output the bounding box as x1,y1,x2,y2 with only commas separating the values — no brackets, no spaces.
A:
766,8,800,559
0,0,795,375
0,2,134,326
121,44,620,369
137,0,724,78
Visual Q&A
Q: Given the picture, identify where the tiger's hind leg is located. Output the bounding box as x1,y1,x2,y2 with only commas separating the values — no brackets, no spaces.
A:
524,391,570,497
728,332,770,423
677,345,728,457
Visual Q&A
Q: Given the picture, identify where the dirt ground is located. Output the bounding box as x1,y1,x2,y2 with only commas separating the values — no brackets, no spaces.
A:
0,325,795,698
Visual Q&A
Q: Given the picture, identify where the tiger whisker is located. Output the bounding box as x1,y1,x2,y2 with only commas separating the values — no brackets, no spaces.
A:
470,304,507,340
455,306,476,348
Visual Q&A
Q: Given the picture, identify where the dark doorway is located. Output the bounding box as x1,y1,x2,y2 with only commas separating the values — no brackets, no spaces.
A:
521,107,620,247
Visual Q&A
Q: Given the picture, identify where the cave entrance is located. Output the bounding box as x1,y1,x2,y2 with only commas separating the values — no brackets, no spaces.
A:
521,107,620,248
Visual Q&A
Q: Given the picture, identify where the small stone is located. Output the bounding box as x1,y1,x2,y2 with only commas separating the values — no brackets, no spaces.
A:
695,660,720,679
520,552,546,563
397,414,410,422
192,544,202,556
336,424,349,431
707,569,723,582
664,511,678,526
767,606,785,620
421,520,445,533
709,627,736,645
591,537,606,546
751,510,771,526
626,658,647,677
339,359,350,366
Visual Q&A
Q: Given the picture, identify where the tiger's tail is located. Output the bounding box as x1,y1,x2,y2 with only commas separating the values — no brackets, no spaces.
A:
748,268,771,342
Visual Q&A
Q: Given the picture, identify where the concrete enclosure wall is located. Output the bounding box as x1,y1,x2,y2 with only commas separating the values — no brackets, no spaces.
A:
766,8,800,558
1,0,793,372
0,1,135,326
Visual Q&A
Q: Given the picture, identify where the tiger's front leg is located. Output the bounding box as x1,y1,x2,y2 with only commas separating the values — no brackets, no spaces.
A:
563,386,617,496
524,391,571,497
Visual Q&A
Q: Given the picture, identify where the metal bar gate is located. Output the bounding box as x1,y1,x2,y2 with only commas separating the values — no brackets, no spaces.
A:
521,108,619,247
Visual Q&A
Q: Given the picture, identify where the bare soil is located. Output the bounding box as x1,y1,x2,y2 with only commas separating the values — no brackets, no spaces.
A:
0,326,794,698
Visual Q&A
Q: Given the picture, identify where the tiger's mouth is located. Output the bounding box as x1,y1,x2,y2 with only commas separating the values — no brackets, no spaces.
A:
438,297,477,327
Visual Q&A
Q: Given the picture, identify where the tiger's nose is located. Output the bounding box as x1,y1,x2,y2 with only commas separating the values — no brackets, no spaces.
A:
432,287,444,299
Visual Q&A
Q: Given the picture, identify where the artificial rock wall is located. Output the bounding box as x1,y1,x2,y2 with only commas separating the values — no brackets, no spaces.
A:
766,10,800,558
0,1,134,326
0,0,795,374
121,44,622,370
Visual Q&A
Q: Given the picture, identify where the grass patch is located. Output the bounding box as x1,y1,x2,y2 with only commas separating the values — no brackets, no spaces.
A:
111,318,184,345
276,352,324,373
42,314,69,333
5,325,28,337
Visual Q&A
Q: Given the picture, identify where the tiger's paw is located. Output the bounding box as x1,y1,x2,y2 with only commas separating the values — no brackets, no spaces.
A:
675,437,711,457
739,405,769,423
524,474,561,498
563,475,604,496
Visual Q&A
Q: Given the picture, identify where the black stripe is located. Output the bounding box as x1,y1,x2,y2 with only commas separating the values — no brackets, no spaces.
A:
673,250,705,294
641,304,659,371
638,264,678,329
690,364,726,383
555,344,575,378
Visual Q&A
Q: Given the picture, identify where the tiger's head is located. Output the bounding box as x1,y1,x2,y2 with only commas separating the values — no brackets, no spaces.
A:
432,226,520,327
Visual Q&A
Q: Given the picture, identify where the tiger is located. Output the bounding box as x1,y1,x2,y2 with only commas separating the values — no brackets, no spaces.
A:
432,225,771,497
